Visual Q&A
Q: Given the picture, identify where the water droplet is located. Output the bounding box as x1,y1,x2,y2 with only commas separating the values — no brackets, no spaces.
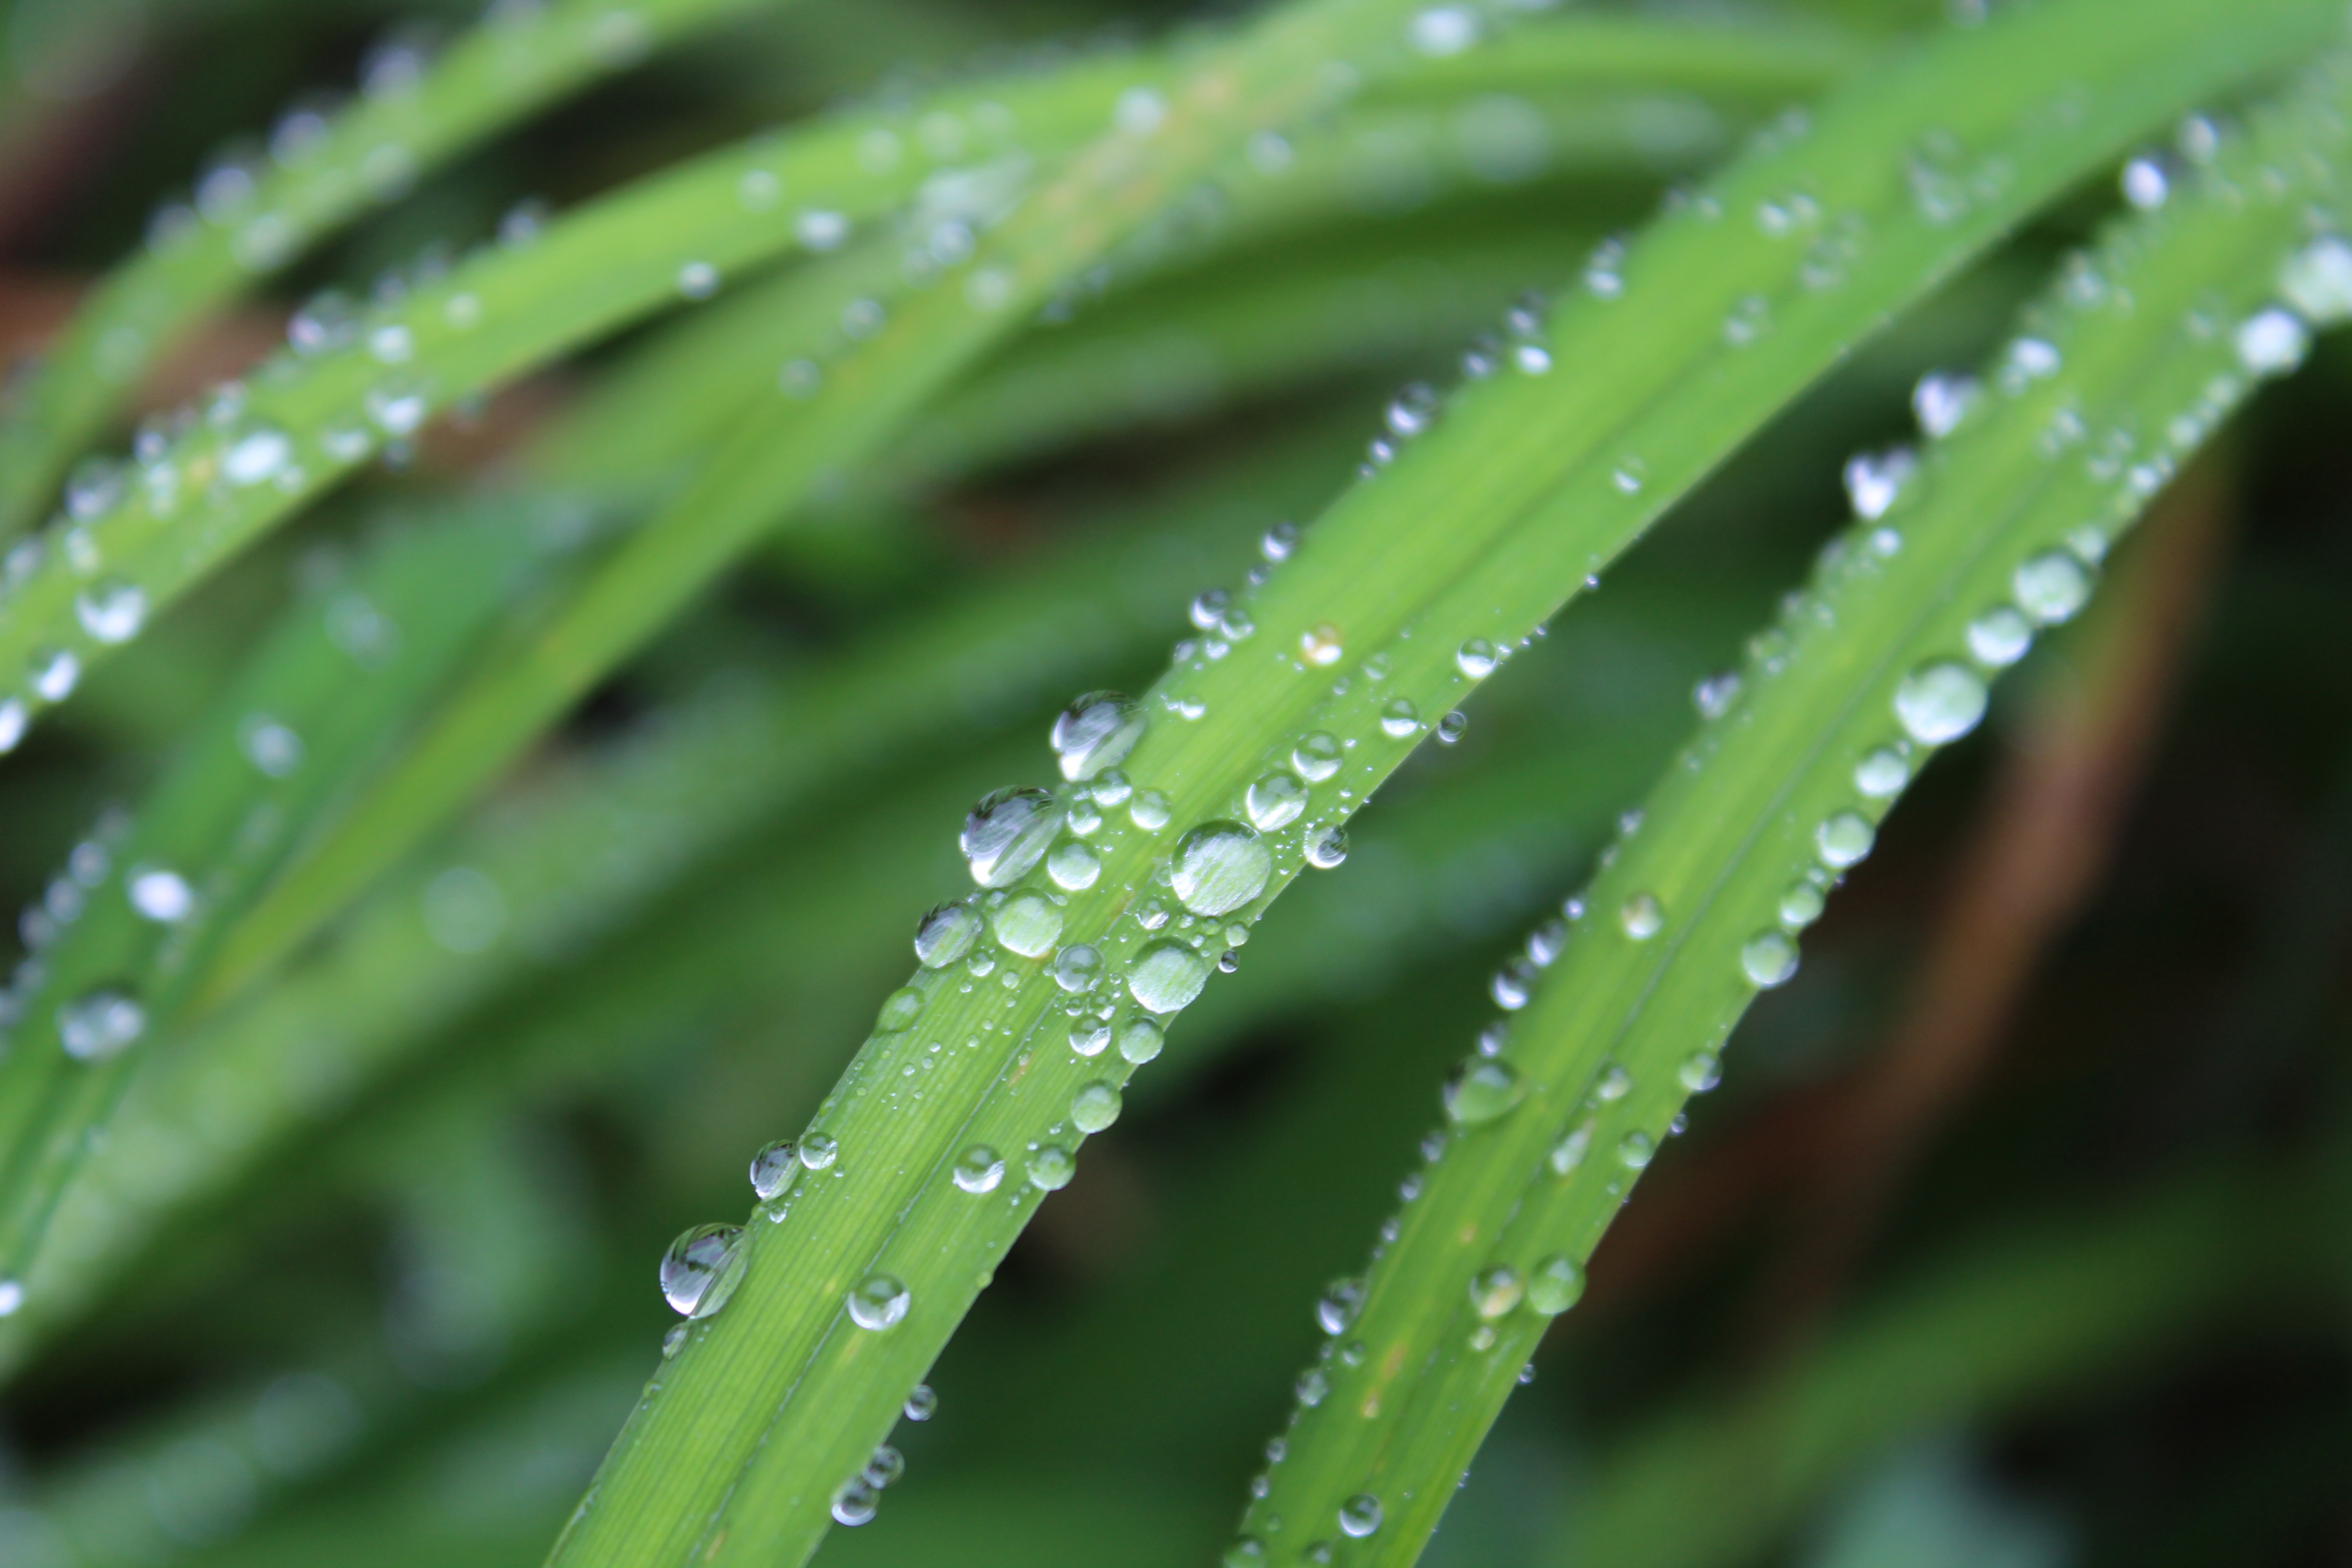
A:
798,209,849,250
1071,1019,1111,1057
1376,699,1418,739
799,1133,839,1171
1619,892,1663,939
1071,1081,1122,1133
239,714,303,776
1815,812,1876,870
1779,882,1826,928
846,1274,910,1330
1679,1050,1724,1093
1454,639,1500,680
2121,154,2169,209
877,987,924,1031
59,988,145,1060
750,1141,798,1200
2234,306,2309,376
1385,382,1439,437
1469,1264,1524,1319
903,1384,937,1421
1444,1059,1526,1127
1893,661,1987,744
953,1145,1005,1194
1549,1122,1593,1175
1118,1018,1164,1063
2279,235,2352,324
1618,1131,1655,1170
831,1478,878,1526
1051,691,1145,780
0,700,25,753
1026,1144,1076,1191
1843,448,1916,520
1291,732,1343,783
1317,1276,1366,1334
1741,930,1799,987
1296,1368,1330,1406
914,902,981,967
1300,821,1348,870
1129,789,1172,831
660,1223,746,1317
1224,1538,1267,1567
1967,606,2034,666
68,577,145,646
1490,958,1536,1010
1912,371,1980,437
127,866,193,922
1526,1256,1585,1314
1128,939,1211,1014
676,260,718,299
2013,549,2092,624
1047,840,1101,891
991,892,1063,957
1338,1494,1384,1538
1170,822,1271,916
863,1444,904,1489
1693,671,1742,719
1298,624,1344,669
962,787,1060,887
1436,710,1468,745
31,648,80,703
222,426,293,486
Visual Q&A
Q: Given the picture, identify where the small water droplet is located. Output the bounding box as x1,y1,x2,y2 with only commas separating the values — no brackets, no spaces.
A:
126,866,194,922
799,1133,838,1171
2121,154,2169,209
863,1444,904,1489
1469,1264,1523,1318
991,892,1063,958
1444,1059,1526,1126
1379,699,1420,738
1853,748,1910,798
1679,1050,1724,1093
31,648,81,703
1117,1017,1164,1064
1779,882,1826,928
953,1145,1005,1194
1129,789,1172,831
659,1223,746,1318
1619,892,1663,939
1912,370,1980,438
1693,671,1742,719
877,986,924,1031
1300,623,1344,666
1047,840,1100,891
1291,732,1343,783
1618,1131,1655,1170
846,1274,911,1330
903,1384,937,1421
676,260,718,299
831,1478,878,1526
1967,606,2034,666
1338,1494,1384,1538
2234,306,2309,376
59,988,145,1061
2279,235,2352,324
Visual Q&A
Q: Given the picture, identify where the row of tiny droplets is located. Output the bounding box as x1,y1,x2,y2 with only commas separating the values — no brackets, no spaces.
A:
0,547,449,1319
1217,101,2352,1564
0,17,1074,762
628,1,1556,1528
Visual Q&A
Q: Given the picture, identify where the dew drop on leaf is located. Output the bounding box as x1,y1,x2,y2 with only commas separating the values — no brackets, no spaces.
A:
952,1146,1004,1194
1170,821,1270,915
846,1274,910,1330
659,1223,745,1318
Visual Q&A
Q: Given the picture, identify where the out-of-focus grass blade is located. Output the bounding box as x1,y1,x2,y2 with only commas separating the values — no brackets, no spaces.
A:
0,0,774,543
1240,54,2352,1566
0,497,580,1303
537,2,2338,1564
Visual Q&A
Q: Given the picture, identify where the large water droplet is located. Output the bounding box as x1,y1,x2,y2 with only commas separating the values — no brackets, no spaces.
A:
1050,943,1102,992
2012,549,2092,625
1047,840,1100,891
750,1140,799,1200
953,1145,1004,1193
1026,1144,1076,1191
2234,306,2309,376
991,892,1063,958
1129,789,1172,831
1070,1081,1122,1133
1117,1018,1163,1063
1128,939,1210,1014
660,1223,746,1318
127,866,194,922
31,648,80,703
1815,812,1876,870
1051,691,1145,780
903,1384,937,1421
1338,1494,1384,1538
846,1274,910,1330
1292,732,1343,781
877,987,924,1031
831,1478,878,1526
222,426,293,486
1842,448,1916,520
1967,607,2033,666
1245,771,1308,831
1317,1276,1366,1334
1912,371,1979,438
58,988,145,1061
1526,1255,1585,1315
799,1133,839,1171
1456,638,1499,679
1303,822,1349,869
914,902,980,967
1444,1059,1526,1126
962,788,1060,887
1379,699,1421,738
1170,821,1271,916
1779,882,1825,928
1892,661,1987,744
1300,624,1343,666
1741,930,1799,987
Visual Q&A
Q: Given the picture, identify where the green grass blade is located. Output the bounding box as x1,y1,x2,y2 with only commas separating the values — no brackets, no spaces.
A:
1236,55,2352,1568
0,497,575,1298
0,0,772,543
534,3,2337,1564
